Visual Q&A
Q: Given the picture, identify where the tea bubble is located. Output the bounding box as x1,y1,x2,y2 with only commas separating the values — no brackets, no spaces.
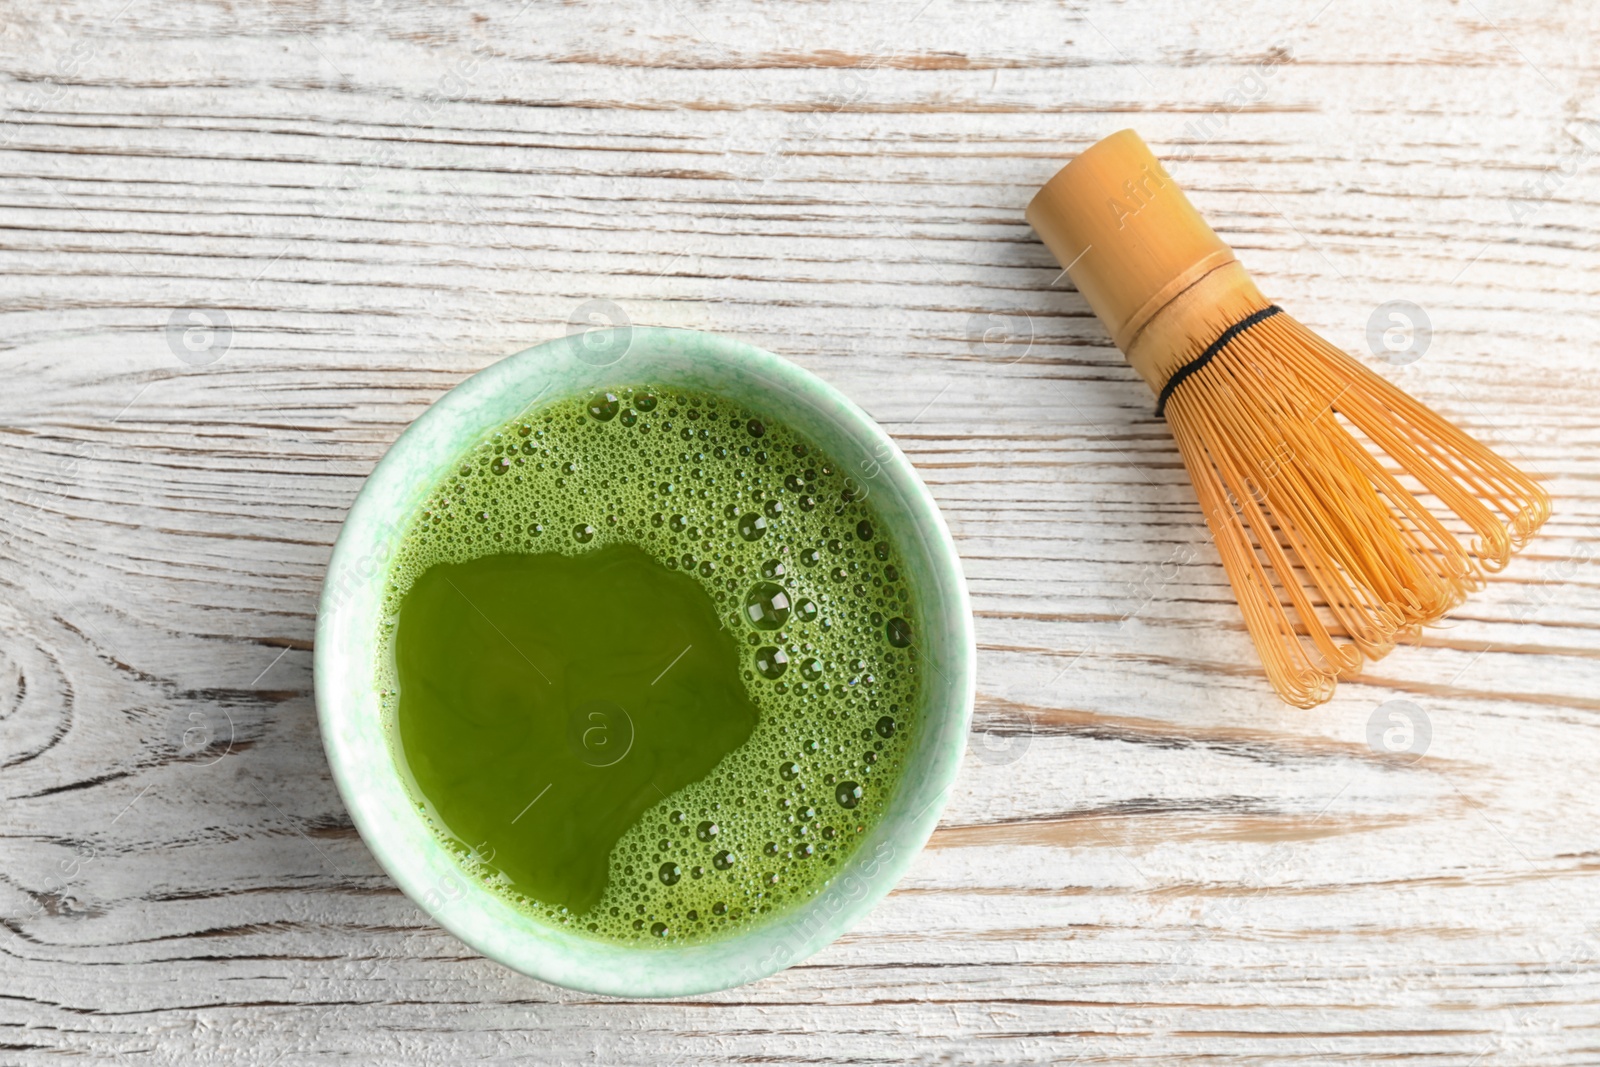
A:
634,392,658,412
779,761,800,780
574,523,596,543
799,657,823,682
886,617,912,647
835,781,862,809
754,646,789,679
744,583,791,630
794,598,819,623
696,820,719,842
713,850,735,871
737,513,768,541
658,862,681,885
875,715,896,738
588,393,620,422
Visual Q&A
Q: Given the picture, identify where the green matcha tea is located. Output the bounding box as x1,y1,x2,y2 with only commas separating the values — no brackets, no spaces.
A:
376,386,921,944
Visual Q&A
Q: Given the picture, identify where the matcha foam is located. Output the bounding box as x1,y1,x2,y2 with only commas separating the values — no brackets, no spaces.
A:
376,385,922,945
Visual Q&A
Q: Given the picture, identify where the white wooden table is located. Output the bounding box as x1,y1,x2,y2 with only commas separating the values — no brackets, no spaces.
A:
4,0,1598,1062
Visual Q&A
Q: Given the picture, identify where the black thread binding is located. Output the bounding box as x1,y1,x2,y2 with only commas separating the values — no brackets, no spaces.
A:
1153,304,1283,418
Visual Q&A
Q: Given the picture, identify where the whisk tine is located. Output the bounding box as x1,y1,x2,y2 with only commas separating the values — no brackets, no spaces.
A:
1028,130,1549,706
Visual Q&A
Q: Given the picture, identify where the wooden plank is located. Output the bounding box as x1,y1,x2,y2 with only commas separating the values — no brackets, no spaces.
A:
2,0,1598,1062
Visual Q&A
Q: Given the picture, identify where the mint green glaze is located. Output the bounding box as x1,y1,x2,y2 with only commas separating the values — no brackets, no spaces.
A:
315,328,973,997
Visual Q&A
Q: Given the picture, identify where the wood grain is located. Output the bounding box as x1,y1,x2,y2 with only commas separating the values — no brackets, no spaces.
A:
2,0,1599,1062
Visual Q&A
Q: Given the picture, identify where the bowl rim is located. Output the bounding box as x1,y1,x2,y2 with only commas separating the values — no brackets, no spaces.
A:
315,326,974,997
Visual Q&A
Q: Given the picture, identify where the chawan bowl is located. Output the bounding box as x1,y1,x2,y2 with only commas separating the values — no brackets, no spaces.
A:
315,327,973,997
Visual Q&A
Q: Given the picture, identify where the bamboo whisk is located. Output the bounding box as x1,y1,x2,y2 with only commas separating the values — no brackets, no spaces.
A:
1027,130,1549,707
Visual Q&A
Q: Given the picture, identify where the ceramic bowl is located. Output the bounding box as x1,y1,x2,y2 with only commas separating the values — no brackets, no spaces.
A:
315,327,973,997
